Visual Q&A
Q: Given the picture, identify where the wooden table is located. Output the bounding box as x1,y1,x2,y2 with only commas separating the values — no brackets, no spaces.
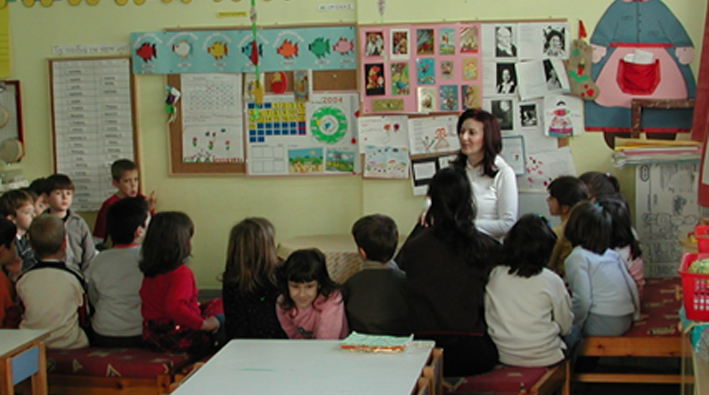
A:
171,339,435,395
0,329,50,395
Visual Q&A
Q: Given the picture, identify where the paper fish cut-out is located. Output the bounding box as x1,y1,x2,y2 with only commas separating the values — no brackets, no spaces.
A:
242,41,263,65
172,40,192,59
309,37,331,59
277,39,299,59
136,42,157,63
332,37,353,55
208,41,228,60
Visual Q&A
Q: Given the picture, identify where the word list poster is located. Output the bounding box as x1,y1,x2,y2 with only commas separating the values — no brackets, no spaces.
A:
51,58,135,211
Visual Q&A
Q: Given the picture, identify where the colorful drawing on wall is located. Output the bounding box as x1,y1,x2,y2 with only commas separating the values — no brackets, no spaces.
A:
365,63,386,96
461,85,480,110
364,145,410,179
183,128,239,163
390,63,410,95
460,26,479,53
310,106,348,144
390,29,410,59
546,101,573,137
332,37,354,55
585,0,696,135
288,147,324,173
439,28,455,55
439,85,458,111
309,37,331,59
365,31,385,57
418,87,436,112
416,58,435,85
246,101,306,143
417,29,435,55
131,32,168,74
326,149,356,172
462,58,478,80
440,60,453,79
293,69,311,102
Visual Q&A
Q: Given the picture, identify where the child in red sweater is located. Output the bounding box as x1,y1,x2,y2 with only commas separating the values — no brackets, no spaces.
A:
139,212,223,353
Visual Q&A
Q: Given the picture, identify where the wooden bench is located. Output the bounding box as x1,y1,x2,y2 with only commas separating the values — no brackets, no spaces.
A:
444,360,570,395
573,277,686,385
47,347,201,395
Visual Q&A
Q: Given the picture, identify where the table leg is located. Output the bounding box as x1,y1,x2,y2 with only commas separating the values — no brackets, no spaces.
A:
0,357,14,395
30,342,47,395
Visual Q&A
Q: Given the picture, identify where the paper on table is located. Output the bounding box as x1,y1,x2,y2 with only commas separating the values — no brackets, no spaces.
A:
341,331,414,353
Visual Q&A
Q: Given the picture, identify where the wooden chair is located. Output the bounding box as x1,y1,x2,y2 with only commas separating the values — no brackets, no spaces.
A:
422,348,443,395
444,360,569,395
415,376,432,395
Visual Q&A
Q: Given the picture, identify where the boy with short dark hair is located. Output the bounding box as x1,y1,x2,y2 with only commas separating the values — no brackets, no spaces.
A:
28,177,51,216
88,197,149,347
0,218,21,328
93,159,156,246
16,214,89,349
0,189,37,275
343,214,407,335
46,174,95,274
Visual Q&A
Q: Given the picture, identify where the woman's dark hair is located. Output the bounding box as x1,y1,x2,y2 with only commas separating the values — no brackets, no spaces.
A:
426,167,499,266
451,109,502,178
502,214,557,278
544,29,565,51
139,211,194,277
564,201,612,254
579,171,620,199
595,195,642,259
547,176,590,208
277,248,339,311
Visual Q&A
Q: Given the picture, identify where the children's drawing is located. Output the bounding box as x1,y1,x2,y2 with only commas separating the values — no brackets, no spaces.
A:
364,145,410,179
545,101,573,138
365,63,385,96
440,60,453,79
438,28,455,55
416,58,435,85
463,58,478,80
543,95,583,137
136,42,157,63
326,149,356,173
390,63,410,95
460,26,479,53
183,127,240,163
461,85,480,110
310,106,348,144
365,32,384,57
288,147,323,173
439,85,458,112
308,37,331,59
417,29,434,55
407,115,459,156
520,147,576,191
390,29,409,59
293,69,311,102
357,115,408,153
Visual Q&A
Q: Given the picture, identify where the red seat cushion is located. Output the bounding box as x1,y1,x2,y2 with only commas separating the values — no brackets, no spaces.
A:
446,365,548,394
625,277,681,337
47,348,192,379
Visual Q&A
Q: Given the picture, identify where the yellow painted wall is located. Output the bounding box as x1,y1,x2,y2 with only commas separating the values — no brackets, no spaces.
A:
6,0,706,288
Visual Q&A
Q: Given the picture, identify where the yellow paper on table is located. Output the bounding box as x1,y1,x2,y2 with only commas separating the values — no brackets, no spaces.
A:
0,6,8,78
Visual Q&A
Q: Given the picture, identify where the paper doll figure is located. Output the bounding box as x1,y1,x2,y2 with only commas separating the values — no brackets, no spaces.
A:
547,101,574,138
567,39,599,100
439,85,458,111
585,0,695,134
417,29,434,55
365,32,384,56
417,58,435,85
390,63,410,95
365,64,385,96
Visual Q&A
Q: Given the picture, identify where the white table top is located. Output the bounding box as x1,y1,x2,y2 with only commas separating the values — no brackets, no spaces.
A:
173,339,434,395
0,329,50,358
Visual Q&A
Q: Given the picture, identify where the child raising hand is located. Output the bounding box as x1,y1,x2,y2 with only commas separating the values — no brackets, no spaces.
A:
276,249,348,340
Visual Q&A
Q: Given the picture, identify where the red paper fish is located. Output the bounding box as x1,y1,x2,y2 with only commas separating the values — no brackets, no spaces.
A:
136,42,156,63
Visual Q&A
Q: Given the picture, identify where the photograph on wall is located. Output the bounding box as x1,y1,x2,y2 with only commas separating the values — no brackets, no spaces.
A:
438,28,456,55
364,31,385,57
516,22,570,60
365,63,386,96
390,29,410,59
460,25,479,53
493,25,517,58
519,102,539,128
496,63,517,95
461,85,480,110
491,99,514,131
417,28,435,55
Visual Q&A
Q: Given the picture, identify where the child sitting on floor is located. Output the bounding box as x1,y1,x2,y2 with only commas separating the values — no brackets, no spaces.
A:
545,176,589,276
564,201,639,336
16,214,89,349
276,249,348,340
139,211,223,354
485,214,579,367
222,217,287,339
343,214,407,335
88,197,149,348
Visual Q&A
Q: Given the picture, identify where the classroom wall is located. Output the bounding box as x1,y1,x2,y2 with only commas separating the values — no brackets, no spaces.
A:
7,0,706,288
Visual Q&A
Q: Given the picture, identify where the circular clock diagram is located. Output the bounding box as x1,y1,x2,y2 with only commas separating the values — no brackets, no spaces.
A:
310,107,347,144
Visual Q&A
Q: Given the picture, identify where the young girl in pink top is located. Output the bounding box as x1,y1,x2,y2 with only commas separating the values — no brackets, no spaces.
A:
139,212,224,353
276,249,348,340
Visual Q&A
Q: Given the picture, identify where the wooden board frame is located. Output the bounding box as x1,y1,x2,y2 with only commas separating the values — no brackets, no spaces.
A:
0,80,24,143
